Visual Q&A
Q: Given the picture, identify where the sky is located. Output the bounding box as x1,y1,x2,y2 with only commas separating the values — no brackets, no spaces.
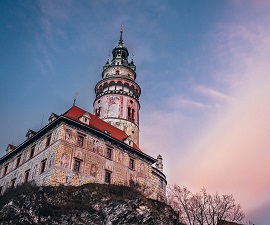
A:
0,0,270,224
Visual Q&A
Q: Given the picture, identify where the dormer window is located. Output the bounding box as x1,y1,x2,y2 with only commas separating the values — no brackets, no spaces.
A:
79,112,91,125
5,144,16,154
124,135,133,147
26,129,36,139
48,113,58,123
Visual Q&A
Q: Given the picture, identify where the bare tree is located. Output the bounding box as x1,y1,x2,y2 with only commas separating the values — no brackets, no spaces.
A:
168,185,245,225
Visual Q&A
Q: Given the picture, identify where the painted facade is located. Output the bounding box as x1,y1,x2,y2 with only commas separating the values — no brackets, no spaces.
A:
0,30,167,201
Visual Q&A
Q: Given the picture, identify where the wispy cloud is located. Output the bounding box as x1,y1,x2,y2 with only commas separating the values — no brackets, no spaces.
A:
193,85,234,102
167,95,205,109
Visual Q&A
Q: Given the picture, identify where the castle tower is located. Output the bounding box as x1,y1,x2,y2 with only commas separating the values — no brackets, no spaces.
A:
93,30,141,146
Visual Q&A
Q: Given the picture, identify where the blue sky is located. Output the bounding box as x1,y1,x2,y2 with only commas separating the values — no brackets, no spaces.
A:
1,1,270,224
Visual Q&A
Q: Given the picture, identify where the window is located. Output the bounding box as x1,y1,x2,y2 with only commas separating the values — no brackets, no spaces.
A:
40,159,47,174
10,178,16,189
77,135,84,148
105,171,111,183
95,107,101,117
116,70,120,75
24,170,30,183
129,158,135,170
30,145,35,159
46,134,51,147
106,148,112,159
160,179,163,189
128,107,135,122
73,159,81,172
3,164,8,177
16,155,22,168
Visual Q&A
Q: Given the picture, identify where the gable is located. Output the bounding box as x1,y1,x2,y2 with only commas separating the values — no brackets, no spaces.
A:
79,112,91,125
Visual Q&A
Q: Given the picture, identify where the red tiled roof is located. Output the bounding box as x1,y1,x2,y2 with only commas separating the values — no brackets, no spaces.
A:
62,105,141,152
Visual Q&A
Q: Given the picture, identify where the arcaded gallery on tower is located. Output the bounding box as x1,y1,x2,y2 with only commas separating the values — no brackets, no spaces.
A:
0,30,167,201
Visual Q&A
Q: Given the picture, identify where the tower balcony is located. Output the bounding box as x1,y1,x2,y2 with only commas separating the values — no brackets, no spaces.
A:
96,89,139,101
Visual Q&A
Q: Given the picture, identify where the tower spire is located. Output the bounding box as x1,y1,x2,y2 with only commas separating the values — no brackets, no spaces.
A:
118,25,124,46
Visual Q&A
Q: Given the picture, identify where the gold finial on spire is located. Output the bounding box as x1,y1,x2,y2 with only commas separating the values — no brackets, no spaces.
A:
119,24,124,42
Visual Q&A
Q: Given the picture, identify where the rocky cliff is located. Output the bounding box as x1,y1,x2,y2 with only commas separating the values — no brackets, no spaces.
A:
0,183,180,225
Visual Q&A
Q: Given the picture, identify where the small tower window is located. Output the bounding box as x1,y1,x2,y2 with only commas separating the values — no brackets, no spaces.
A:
116,70,120,75
128,107,135,122
95,107,101,117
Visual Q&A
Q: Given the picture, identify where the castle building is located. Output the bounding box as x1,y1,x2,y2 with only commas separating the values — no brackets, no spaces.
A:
0,30,167,201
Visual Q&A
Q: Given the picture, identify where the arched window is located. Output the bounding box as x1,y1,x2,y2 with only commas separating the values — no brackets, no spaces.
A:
123,83,129,92
95,107,102,117
109,81,115,91
116,70,120,75
116,81,123,91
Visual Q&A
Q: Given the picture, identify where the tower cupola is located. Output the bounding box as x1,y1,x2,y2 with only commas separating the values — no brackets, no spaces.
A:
111,29,129,66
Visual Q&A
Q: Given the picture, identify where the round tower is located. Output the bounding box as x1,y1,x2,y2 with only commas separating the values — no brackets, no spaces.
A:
93,30,141,146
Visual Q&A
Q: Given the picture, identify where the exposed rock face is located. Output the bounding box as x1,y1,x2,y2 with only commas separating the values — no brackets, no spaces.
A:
0,183,180,225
